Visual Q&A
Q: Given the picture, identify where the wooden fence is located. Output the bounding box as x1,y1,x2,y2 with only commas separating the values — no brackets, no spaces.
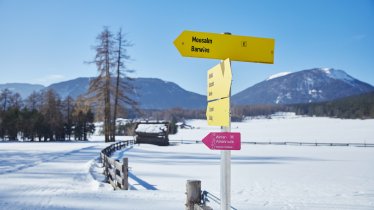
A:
100,140,134,190
169,140,374,147
243,141,374,147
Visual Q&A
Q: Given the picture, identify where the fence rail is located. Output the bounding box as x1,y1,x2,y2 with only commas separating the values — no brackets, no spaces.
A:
169,140,374,147
100,140,134,190
243,141,374,147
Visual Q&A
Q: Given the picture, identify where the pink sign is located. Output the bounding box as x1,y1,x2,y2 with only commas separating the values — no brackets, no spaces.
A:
202,132,241,150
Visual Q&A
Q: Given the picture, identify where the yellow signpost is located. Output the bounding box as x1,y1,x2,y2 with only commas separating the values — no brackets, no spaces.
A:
206,97,230,127
174,30,275,210
207,58,232,101
174,30,275,63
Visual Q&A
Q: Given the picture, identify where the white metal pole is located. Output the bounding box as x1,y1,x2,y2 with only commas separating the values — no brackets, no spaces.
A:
221,129,231,210
221,52,231,210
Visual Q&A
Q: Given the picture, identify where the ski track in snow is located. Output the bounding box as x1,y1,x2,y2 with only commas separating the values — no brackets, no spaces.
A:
0,143,104,209
0,145,97,175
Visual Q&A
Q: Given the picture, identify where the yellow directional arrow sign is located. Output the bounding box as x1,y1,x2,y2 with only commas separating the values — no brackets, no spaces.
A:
174,30,275,63
207,97,230,127
207,58,232,101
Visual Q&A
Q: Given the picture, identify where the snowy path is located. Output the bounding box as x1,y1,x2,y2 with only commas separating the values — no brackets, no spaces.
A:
0,145,97,175
0,143,104,209
0,142,182,210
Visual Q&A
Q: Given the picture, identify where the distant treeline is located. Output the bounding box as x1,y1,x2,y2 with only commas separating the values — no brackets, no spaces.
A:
142,91,374,121
0,89,95,141
1,88,372,141
233,91,374,120
141,108,206,121
290,91,374,119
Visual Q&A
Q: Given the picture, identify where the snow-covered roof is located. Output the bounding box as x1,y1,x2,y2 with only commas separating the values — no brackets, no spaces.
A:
135,124,168,134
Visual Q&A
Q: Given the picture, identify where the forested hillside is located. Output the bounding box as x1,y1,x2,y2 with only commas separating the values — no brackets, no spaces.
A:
291,91,374,119
231,91,374,120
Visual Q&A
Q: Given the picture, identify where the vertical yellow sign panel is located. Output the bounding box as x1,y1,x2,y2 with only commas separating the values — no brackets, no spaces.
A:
206,97,230,127
207,58,232,101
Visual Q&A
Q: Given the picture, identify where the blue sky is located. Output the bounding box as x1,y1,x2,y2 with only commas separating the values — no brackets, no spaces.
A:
0,0,373,95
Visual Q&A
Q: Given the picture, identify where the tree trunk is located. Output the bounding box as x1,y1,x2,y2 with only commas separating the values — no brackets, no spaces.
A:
111,30,123,142
104,33,112,143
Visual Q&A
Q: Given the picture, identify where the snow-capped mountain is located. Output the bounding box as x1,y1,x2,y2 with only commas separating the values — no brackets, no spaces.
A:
2,68,373,109
266,72,291,81
232,68,374,105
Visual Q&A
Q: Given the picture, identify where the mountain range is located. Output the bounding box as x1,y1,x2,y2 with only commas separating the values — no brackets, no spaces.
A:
0,83,44,99
232,68,374,105
1,68,373,109
1,78,206,110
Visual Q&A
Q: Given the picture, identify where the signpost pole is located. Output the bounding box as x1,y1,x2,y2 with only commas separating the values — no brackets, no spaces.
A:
221,41,231,210
221,127,231,210
174,29,274,210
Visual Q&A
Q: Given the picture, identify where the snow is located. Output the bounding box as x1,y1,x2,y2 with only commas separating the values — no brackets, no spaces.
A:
0,142,181,210
321,67,332,72
266,72,291,81
1,116,374,209
308,89,322,98
112,143,374,209
321,68,355,83
275,96,281,104
172,116,374,144
274,92,292,104
264,112,297,119
135,123,168,134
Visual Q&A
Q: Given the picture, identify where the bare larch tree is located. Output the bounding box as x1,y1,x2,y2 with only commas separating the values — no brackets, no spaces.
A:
88,27,115,142
88,27,138,142
110,28,138,141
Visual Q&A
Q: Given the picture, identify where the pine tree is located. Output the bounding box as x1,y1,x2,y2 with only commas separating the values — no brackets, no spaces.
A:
72,96,95,140
63,96,74,140
26,91,43,111
0,88,12,111
40,89,64,141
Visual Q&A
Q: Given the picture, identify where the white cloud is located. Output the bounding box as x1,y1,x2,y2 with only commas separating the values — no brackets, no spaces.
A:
35,74,66,85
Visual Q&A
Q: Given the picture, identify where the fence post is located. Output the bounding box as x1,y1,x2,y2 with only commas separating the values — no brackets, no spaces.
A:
104,156,109,181
186,180,201,210
122,158,129,190
100,153,104,167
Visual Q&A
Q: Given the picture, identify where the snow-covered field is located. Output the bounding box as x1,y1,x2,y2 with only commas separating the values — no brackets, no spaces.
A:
0,116,374,209
173,116,374,144
115,143,374,209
